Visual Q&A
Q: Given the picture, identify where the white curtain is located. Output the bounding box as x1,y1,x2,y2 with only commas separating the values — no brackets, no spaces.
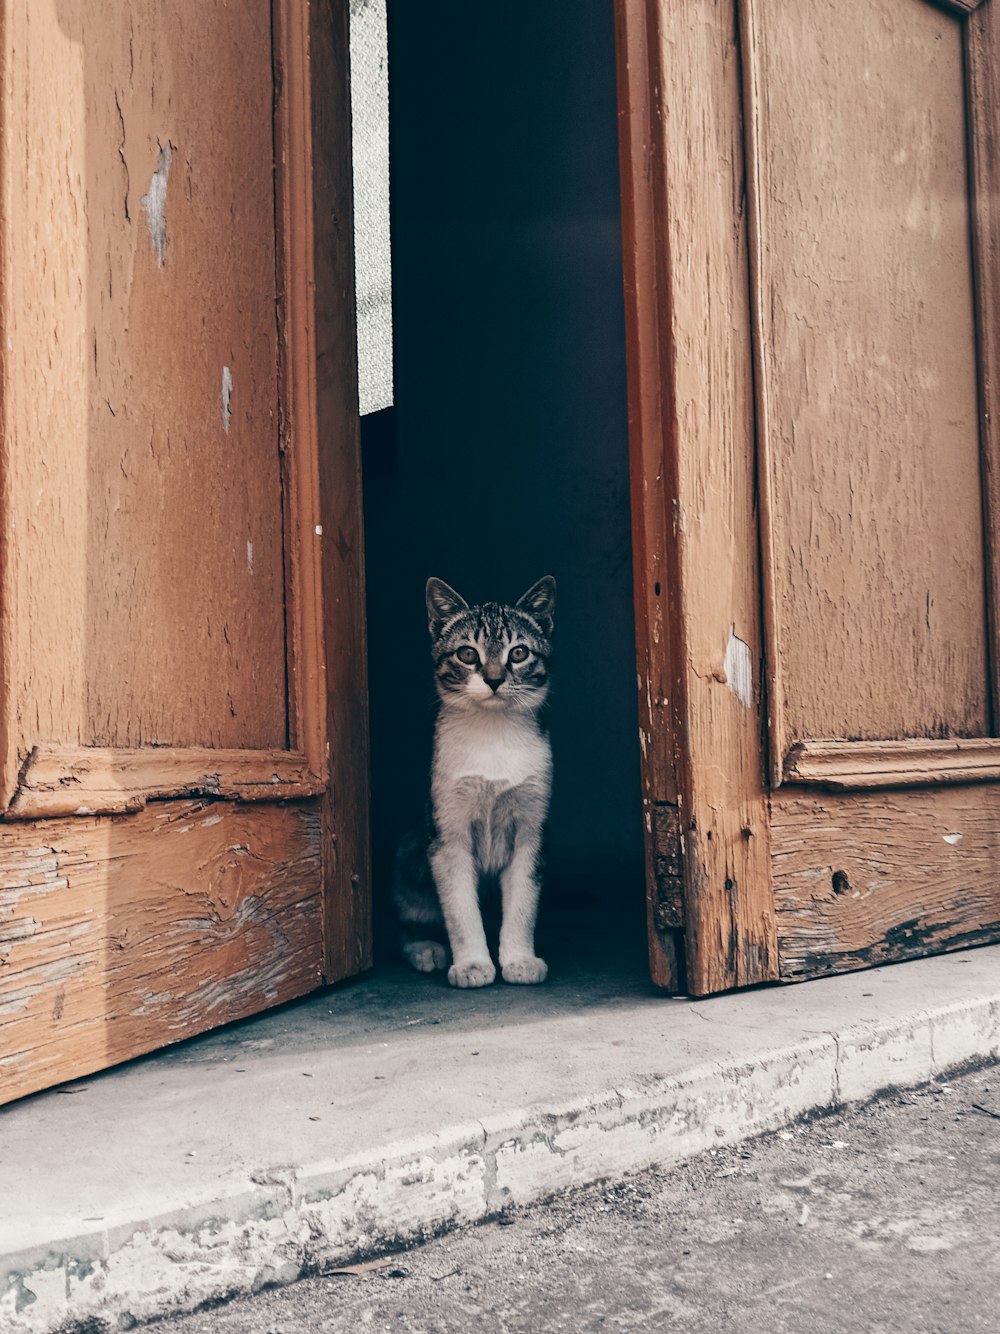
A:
350,0,394,415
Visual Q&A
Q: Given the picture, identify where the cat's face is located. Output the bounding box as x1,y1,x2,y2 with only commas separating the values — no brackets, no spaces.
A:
426,576,556,713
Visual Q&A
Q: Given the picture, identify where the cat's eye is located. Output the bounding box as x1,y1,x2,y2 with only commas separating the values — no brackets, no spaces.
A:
456,646,479,665
508,645,530,663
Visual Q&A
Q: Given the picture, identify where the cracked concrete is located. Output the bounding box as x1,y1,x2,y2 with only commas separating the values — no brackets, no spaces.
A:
1,934,998,1333
155,1065,1000,1334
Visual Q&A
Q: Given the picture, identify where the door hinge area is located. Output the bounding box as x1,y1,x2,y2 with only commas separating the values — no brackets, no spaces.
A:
651,801,684,932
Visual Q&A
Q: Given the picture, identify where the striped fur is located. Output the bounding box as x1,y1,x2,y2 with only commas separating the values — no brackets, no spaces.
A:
393,577,556,987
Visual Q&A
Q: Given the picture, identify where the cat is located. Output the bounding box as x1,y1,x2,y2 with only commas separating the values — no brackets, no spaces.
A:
392,575,556,988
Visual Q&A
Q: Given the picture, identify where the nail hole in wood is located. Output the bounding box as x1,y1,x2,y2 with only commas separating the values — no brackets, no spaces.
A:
654,581,661,596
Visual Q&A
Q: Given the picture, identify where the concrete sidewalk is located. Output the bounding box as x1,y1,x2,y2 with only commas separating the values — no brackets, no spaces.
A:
2,937,999,1333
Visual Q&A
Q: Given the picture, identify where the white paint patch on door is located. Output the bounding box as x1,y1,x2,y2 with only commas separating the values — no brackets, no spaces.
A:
246,540,253,573
723,625,754,709
139,142,173,266
222,366,233,432
942,832,962,845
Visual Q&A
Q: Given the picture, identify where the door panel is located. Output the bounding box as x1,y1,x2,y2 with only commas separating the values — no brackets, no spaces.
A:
0,0,370,1102
0,803,322,1103
773,786,1000,978
2,0,288,776
749,0,1000,979
0,0,353,822
745,0,990,760
618,0,1000,992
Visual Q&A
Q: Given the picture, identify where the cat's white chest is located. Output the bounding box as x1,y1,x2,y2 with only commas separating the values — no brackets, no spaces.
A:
433,712,550,790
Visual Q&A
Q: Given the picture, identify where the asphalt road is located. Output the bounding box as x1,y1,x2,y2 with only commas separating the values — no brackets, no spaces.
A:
159,1064,1000,1334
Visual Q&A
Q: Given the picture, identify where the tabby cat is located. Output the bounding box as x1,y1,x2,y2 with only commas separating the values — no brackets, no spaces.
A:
393,576,556,987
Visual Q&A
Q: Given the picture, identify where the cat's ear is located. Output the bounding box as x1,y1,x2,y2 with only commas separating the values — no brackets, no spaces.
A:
516,575,556,635
425,577,469,637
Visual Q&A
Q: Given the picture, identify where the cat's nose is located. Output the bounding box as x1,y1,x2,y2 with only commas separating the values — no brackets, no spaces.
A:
485,676,504,693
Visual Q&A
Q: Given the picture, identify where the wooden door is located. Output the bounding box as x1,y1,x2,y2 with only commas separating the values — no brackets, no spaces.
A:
617,0,1000,993
0,0,370,1104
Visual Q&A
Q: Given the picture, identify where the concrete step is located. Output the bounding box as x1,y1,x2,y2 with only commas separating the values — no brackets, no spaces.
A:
2,939,998,1333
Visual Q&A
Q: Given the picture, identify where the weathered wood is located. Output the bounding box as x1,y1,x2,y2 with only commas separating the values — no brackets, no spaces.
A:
308,0,373,984
0,1,290,803
658,0,777,993
938,0,982,14
737,0,783,787
274,0,328,781
0,1,367,1102
6,745,323,819
614,0,686,990
0,800,323,1105
742,0,989,765
772,788,1000,979
784,738,1000,790
615,0,777,995
650,803,685,933
967,0,1000,734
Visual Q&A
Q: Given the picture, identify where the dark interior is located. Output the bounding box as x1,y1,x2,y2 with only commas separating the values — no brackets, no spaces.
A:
362,0,646,962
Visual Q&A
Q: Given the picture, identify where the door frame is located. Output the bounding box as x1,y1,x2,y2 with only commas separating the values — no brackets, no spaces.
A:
615,0,777,995
300,0,372,982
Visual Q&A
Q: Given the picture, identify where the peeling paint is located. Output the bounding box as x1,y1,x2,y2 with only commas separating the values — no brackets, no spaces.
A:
222,366,233,431
140,142,173,266
315,524,323,537
246,540,253,574
943,832,962,845
130,991,174,1017
723,625,754,709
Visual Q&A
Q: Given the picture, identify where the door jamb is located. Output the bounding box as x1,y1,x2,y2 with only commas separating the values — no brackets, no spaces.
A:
277,0,372,983
614,0,778,995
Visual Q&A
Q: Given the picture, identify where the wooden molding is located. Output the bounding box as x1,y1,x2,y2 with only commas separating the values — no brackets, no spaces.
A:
937,1,983,16
737,0,784,788
968,1,1000,732
307,0,374,984
273,0,328,779
5,745,324,819
784,737,1000,789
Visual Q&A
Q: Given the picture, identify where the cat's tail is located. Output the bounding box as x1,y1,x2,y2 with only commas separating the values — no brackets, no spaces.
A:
393,829,448,972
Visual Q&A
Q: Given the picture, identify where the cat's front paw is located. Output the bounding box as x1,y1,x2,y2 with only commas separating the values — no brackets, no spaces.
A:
448,958,496,989
403,940,448,973
501,956,548,985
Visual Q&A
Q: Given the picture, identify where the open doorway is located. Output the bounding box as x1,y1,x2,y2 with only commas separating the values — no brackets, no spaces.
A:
361,1,647,980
